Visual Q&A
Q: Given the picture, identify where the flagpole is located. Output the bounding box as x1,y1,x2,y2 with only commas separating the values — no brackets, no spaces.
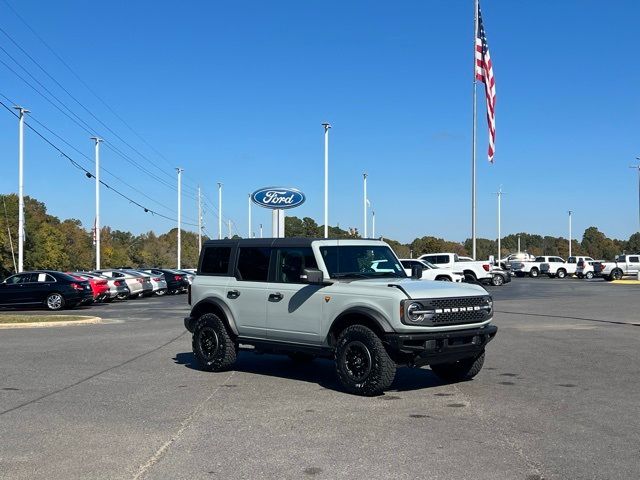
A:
471,0,478,260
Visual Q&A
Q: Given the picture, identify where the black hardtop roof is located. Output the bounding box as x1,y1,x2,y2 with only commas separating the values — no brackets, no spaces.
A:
203,237,316,248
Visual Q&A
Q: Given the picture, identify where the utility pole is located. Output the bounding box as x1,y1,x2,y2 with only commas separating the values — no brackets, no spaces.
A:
248,193,252,238
568,210,573,258
197,186,202,252
494,187,504,263
217,182,223,240
14,106,28,272
259,223,263,238
630,161,640,232
176,168,183,269
90,136,103,270
228,219,231,239
363,173,368,238
322,122,331,238
471,0,479,260
517,234,521,254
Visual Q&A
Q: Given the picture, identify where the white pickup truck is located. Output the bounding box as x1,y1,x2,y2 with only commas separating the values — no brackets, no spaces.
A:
541,256,595,279
594,254,640,281
510,256,565,278
418,253,492,283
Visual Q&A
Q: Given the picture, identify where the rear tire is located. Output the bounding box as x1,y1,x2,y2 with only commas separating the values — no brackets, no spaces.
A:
45,293,65,311
431,351,485,383
335,325,396,396
585,271,594,280
529,268,539,278
611,269,623,280
192,313,237,372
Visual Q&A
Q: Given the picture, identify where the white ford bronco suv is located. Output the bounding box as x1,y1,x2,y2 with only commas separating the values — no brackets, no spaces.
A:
185,238,498,396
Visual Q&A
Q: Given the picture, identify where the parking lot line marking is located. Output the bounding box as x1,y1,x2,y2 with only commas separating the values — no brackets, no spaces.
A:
0,331,187,417
496,310,640,327
132,371,236,480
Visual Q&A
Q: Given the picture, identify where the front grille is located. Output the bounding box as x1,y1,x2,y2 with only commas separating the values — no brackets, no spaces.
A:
406,296,491,326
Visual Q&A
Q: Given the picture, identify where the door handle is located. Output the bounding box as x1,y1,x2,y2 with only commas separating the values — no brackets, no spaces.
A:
227,290,240,299
268,292,283,302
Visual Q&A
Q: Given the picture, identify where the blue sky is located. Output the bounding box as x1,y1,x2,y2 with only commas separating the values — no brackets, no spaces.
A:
0,0,638,244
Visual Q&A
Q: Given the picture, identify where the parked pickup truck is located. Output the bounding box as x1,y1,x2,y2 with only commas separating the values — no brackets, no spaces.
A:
594,254,640,281
541,255,595,278
510,256,565,278
418,253,492,283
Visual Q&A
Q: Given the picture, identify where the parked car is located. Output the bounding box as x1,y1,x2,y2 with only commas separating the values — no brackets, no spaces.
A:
95,269,145,299
68,272,109,302
128,269,167,296
175,269,195,285
140,268,185,294
79,272,129,301
399,259,464,282
511,256,564,278
418,253,493,283
594,254,640,281
0,270,93,310
541,256,595,278
185,238,497,396
576,259,599,279
488,267,511,286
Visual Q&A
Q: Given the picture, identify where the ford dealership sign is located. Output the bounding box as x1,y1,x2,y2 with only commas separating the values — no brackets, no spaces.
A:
251,187,305,210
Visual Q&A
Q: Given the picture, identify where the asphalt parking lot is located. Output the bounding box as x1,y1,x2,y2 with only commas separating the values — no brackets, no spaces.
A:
1,279,639,480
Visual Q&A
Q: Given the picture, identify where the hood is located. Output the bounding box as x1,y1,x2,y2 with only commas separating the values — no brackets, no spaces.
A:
351,278,488,299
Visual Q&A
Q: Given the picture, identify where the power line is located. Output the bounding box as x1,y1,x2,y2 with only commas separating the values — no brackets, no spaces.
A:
0,98,199,228
0,1,201,195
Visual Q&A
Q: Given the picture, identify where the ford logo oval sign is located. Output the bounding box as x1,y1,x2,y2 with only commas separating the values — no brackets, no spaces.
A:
251,187,305,210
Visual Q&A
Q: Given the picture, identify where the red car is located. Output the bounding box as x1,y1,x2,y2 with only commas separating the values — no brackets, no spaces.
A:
68,272,109,302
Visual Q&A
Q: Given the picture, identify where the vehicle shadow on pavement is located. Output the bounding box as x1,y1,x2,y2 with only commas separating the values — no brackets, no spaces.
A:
173,351,447,395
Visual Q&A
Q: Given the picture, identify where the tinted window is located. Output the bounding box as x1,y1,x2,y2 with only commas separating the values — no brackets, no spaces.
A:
535,257,545,262
201,246,232,275
320,245,405,279
568,257,576,264
401,261,413,268
274,247,318,283
421,255,436,264
438,255,451,264
630,256,639,263
4,274,26,284
237,247,271,282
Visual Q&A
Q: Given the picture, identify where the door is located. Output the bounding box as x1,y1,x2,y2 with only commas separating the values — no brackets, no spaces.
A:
266,247,324,344
0,273,31,305
225,246,271,339
31,273,57,303
628,256,640,275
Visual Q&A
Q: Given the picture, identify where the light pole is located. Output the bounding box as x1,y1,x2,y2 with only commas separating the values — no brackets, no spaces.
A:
217,182,223,240
14,106,28,272
197,186,202,252
90,137,103,269
568,210,573,258
630,160,640,232
372,209,376,238
259,223,263,238
517,234,521,254
176,168,183,269
228,219,232,239
363,173,368,238
495,187,504,263
248,193,252,238
322,123,331,238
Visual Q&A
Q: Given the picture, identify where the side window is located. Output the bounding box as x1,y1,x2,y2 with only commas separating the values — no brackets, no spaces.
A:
438,255,450,264
275,247,318,283
200,246,232,275
568,257,576,264
20,273,37,283
236,247,271,282
629,256,639,263
422,256,436,264
4,274,23,284
401,261,412,269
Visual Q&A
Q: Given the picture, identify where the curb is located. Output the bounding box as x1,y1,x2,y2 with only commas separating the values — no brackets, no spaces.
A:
611,280,640,285
0,316,102,329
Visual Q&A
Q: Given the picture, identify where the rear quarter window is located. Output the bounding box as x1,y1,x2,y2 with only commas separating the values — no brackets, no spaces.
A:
200,246,232,275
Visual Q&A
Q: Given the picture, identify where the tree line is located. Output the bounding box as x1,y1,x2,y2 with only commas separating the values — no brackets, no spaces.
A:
1,194,638,278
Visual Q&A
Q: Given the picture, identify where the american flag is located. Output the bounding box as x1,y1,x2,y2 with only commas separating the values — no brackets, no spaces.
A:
475,3,496,163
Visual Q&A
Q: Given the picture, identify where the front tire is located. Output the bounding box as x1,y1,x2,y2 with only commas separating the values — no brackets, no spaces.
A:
491,274,504,286
192,313,237,372
557,269,567,279
529,268,539,278
45,293,65,311
585,271,594,280
335,325,396,396
431,351,485,383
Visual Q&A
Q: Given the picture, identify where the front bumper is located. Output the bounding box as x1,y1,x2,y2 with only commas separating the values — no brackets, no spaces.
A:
384,324,498,366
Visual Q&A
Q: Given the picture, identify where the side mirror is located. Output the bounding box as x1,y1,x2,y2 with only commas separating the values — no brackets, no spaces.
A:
411,265,423,279
301,268,324,284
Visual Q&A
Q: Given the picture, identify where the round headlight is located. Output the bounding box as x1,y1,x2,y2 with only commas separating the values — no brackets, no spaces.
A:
406,302,424,323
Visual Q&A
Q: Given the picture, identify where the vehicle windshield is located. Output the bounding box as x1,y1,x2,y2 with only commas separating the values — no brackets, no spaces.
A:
320,245,406,279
